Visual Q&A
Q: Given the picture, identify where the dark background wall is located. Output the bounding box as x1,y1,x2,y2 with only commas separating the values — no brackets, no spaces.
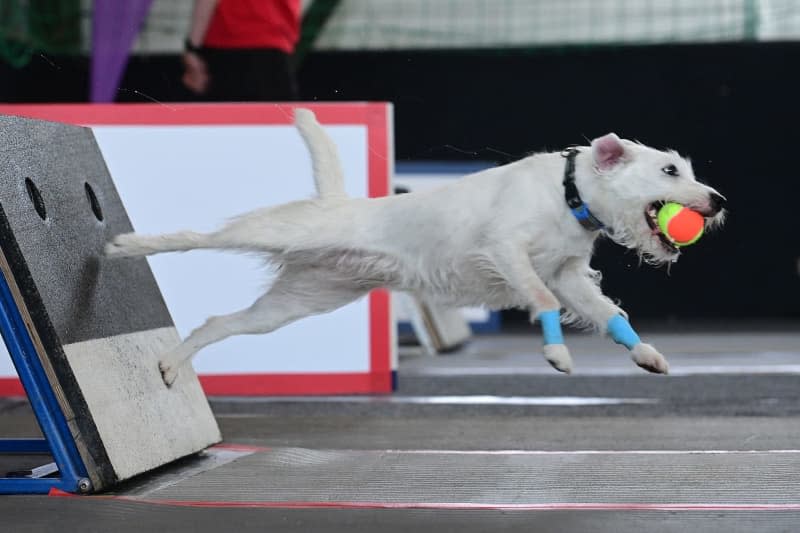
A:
1,43,798,322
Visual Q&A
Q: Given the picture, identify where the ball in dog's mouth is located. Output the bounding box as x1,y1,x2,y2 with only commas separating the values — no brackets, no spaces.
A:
645,201,680,254
644,200,718,256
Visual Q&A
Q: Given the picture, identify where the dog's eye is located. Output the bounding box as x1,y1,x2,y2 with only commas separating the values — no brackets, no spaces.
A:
661,164,679,177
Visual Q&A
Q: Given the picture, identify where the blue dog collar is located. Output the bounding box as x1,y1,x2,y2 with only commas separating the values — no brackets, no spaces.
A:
562,147,606,232
570,203,604,229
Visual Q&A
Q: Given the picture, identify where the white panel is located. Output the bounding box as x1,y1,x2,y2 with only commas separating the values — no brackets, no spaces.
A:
62,327,221,481
0,344,14,377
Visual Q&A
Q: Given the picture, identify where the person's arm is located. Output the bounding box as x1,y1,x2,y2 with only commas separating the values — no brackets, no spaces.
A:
187,0,219,48
182,0,220,94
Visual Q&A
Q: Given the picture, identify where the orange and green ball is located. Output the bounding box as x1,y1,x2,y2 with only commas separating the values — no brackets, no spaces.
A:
657,202,704,246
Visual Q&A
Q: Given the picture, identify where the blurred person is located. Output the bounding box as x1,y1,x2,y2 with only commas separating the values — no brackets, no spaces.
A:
182,0,301,101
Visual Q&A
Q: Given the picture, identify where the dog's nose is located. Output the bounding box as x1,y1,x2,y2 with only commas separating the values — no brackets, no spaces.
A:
709,192,726,214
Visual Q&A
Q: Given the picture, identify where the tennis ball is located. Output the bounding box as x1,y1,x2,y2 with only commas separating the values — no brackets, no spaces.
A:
657,202,704,246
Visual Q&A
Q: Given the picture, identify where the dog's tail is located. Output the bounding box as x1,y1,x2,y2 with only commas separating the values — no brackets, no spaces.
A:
294,108,347,199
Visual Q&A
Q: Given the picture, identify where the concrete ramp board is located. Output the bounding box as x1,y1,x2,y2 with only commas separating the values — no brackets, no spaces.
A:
0,114,221,492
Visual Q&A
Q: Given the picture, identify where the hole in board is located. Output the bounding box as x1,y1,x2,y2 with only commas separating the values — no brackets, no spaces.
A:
25,178,46,220
84,182,104,222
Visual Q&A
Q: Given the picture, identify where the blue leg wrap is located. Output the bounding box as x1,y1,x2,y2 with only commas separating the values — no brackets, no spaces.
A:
607,314,641,350
538,310,564,345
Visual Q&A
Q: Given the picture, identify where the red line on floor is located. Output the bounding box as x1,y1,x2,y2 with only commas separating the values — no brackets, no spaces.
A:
46,490,800,512
210,443,270,453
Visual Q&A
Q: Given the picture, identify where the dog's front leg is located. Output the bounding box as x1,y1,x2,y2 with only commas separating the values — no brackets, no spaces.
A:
551,258,669,374
491,244,572,373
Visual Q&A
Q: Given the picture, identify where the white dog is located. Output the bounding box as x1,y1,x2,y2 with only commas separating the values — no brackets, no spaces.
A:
106,109,725,385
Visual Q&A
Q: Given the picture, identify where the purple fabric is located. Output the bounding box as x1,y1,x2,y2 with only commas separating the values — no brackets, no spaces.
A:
91,0,154,102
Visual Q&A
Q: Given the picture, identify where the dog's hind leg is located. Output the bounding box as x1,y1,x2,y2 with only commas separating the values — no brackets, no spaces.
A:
158,268,367,386
489,243,573,373
551,257,669,374
105,230,216,258
105,221,289,258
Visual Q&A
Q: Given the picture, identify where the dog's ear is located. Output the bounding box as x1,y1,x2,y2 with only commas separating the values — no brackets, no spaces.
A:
591,133,626,172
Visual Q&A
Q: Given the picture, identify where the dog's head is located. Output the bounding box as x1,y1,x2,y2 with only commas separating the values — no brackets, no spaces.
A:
585,133,725,264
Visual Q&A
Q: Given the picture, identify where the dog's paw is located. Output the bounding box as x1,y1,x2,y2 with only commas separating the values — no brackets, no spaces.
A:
105,233,152,258
159,359,179,387
104,234,134,257
543,344,573,374
631,343,669,374
104,241,124,257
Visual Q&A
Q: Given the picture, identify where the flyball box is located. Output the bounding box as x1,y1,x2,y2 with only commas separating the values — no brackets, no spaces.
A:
0,114,220,492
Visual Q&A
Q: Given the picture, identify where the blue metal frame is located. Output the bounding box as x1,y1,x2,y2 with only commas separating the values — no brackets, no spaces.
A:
0,272,90,494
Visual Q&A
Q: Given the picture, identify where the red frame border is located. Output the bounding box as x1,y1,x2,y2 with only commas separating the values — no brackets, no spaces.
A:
0,103,394,396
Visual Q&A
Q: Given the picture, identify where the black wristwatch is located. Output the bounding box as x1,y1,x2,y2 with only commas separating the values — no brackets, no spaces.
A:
184,38,203,54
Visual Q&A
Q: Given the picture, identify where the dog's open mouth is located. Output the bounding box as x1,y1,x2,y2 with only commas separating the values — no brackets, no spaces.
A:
644,201,680,254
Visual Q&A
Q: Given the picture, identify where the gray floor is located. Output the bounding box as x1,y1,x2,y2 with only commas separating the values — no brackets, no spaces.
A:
2,328,800,532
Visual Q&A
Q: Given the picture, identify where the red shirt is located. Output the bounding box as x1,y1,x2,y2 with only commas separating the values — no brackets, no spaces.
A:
203,0,301,53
